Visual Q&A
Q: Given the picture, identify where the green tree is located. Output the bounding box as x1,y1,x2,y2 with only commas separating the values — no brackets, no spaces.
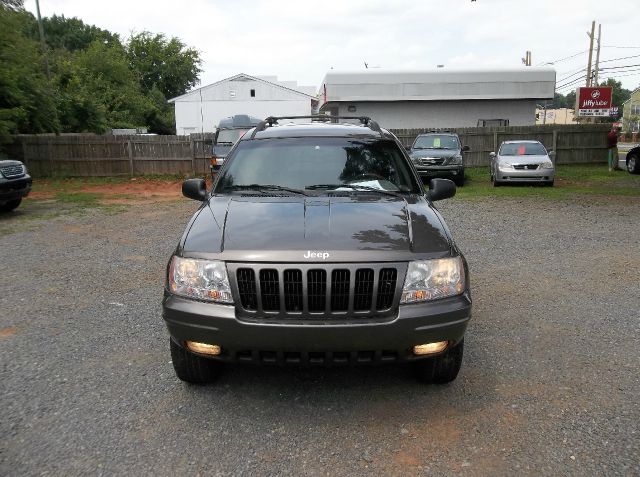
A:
35,14,121,52
0,2,58,145
126,31,201,99
55,41,152,132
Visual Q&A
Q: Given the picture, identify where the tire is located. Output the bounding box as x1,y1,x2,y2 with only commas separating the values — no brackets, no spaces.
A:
492,176,501,187
0,198,22,212
170,338,223,384
412,339,464,384
545,180,554,187
627,153,640,174
453,175,465,187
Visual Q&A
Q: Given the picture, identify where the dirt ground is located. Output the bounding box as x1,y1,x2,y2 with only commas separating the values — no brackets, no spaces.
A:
1,183,639,476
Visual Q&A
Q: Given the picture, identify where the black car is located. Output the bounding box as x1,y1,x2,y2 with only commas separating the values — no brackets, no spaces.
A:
408,132,469,186
625,145,640,174
164,116,472,384
0,158,32,212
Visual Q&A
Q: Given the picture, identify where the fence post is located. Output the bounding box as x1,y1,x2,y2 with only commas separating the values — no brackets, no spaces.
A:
21,139,28,169
190,137,196,176
552,130,558,165
127,140,134,176
493,132,498,153
47,139,53,177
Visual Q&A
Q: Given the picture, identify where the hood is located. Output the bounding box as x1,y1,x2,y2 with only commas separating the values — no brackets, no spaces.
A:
181,195,452,262
410,148,460,160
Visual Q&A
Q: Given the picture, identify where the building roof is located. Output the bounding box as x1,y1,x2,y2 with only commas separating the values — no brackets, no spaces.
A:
320,68,556,104
622,87,640,105
168,73,317,103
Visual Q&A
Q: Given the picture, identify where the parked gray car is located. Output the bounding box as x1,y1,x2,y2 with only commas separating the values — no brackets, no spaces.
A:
490,140,555,186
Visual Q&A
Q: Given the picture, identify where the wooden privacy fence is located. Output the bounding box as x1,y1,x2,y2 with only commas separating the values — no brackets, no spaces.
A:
8,125,611,177
8,133,214,178
390,124,612,167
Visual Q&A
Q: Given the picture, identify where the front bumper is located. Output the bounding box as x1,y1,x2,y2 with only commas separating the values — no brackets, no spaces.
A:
162,292,472,365
495,168,554,182
0,175,32,203
414,164,464,178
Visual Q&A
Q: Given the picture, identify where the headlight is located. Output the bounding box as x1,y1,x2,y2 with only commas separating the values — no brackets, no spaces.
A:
448,155,463,165
168,256,233,304
400,257,465,304
540,161,554,169
498,162,513,171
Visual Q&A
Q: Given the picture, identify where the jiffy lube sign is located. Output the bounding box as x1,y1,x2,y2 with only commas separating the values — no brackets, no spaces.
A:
576,87,613,116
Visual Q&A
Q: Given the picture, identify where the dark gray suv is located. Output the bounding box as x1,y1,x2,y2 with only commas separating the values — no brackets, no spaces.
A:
163,116,472,384
408,132,469,186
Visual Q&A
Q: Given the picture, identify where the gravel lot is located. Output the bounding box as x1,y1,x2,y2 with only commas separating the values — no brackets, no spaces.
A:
1,195,639,476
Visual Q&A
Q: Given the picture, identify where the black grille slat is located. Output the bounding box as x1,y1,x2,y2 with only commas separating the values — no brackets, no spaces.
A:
307,269,327,312
330,269,350,311
236,268,257,310
259,269,280,311
284,269,303,312
376,268,397,310
353,269,374,311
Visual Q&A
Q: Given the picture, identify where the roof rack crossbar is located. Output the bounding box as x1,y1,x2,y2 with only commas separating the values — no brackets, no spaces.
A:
248,115,383,136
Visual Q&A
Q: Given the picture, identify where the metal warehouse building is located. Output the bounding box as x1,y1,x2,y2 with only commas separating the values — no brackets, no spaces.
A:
169,73,317,135
319,68,556,129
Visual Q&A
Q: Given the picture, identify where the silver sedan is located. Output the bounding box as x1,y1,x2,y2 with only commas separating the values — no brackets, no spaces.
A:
490,140,555,186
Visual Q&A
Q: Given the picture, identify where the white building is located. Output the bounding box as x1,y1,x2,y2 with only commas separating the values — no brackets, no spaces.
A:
169,73,318,135
319,68,556,129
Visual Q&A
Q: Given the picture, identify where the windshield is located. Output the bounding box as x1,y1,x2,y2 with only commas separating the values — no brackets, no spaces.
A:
413,135,460,150
500,143,547,156
215,137,420,194
216,129,248,145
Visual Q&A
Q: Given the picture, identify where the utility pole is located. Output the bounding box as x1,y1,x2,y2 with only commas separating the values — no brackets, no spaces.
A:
522,51,532,66
35,0,51,81
586,21,595,87
593,23,602,86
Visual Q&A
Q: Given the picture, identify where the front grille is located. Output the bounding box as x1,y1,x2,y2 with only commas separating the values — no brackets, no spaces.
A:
0,164,24,178
417,157,445,166
513,164,539,170
231,263,403,319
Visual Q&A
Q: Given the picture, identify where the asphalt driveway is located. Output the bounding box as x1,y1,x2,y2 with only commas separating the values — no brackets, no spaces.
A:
1,195,638,476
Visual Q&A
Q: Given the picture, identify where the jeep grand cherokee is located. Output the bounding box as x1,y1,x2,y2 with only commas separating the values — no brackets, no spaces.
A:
163,116,472,384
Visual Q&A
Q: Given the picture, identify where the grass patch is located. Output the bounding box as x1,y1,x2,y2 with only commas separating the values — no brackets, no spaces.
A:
54,191,103,206
454,164,640,200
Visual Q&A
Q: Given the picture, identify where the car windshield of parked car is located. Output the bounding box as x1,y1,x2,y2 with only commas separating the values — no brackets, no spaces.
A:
216,129,248,145
215,137,420,194
413,135,460,150
500,143,547,156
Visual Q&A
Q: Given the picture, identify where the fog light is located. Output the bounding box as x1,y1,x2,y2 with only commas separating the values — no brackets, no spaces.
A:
413,341,448,356
186,341,221,356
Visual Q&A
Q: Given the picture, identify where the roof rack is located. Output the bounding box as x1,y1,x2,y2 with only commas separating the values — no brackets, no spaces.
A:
250,115,381,139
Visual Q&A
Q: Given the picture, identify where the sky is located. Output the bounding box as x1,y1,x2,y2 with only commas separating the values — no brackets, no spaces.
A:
25,0,640,94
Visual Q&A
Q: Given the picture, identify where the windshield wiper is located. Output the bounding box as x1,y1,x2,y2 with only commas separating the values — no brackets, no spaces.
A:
228,184,308,196
306,184,405,199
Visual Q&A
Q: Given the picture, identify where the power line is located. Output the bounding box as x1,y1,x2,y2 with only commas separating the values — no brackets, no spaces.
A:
602,45,640,49
600,63,640,71
535,50,588,66
599,54,640,64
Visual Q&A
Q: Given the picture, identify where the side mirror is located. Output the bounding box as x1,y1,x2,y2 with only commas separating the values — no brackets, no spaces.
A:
462,145,470,152
489,152,496,158
426,178,456,202
548,150,556,157
182,178,207,201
